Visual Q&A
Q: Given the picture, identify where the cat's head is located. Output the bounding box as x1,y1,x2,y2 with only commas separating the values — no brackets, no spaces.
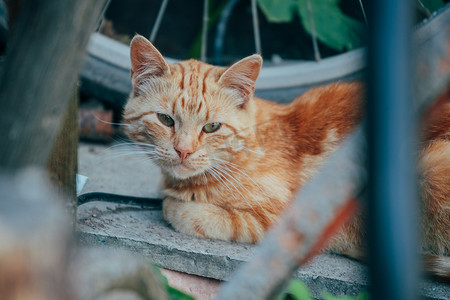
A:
123,35,262,179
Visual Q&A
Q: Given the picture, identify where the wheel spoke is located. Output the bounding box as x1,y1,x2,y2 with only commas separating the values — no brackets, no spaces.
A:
201,0,209,61
150,0,170,43
358,0,369,25
251,0,262,54
306,0,321,62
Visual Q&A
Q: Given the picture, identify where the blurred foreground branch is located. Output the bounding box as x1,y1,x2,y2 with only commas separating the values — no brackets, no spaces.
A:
217,129,366,300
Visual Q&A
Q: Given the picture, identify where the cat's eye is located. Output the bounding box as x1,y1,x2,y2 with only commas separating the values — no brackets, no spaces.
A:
202,122,221,133
157,113,174,127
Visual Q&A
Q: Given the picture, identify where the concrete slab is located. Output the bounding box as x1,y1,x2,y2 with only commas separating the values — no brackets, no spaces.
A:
78,142,162,198
77,142,450,299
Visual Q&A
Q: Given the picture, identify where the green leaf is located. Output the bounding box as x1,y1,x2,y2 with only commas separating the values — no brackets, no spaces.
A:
167,286,196,300
149,263,170,287
322,291,354,300
257,0,297,22
356,291,370,300
286,280,314,300
257,0,364,52
420,0,445,13
322,291,370,300
296,0,364,51
149,263,195,300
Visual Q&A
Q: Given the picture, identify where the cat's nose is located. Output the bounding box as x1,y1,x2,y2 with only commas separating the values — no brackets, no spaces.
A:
175,147,193,161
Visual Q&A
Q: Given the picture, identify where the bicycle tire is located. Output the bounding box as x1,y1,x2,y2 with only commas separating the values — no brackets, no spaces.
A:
79,4,449,108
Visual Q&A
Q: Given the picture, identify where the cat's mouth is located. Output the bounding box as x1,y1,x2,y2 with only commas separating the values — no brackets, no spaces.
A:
169,161,198,179
174,162,193,171
168,159,210,179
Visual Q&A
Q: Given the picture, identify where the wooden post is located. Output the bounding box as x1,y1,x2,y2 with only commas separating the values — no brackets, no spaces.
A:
0,1,106,299
47,90,79,225
0,0,107,170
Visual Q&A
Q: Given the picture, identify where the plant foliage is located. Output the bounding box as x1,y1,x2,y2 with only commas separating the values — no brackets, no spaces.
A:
151,264,196,300
419,0,445,13
257,0,365,52
276,279,370,300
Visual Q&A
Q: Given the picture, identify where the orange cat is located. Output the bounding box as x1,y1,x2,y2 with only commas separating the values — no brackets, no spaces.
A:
123,35,449,279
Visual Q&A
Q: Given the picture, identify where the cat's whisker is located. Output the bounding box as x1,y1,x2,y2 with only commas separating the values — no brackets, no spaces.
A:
110,142,157,151
101,151,158,164
213,165,267,212
212,158,267,194
104,144,156,159
205,169,241,205
214,159,258,185
201,172,208,185
207,168,244,205
211,158,277,211
88,146,148,165
111,141,157,152
92,113,132,127
106,148,158,159
239,146,265,155
210,167,259,214
91,153,155,169
100,142,162,167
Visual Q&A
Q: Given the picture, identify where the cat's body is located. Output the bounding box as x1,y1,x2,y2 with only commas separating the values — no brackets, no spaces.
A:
123,35,450,279
160,81,364,243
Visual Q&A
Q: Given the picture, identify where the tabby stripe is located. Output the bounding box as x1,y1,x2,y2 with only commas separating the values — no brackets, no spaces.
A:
128,132,148,140
219,148,238,155
263,198,284,216
223,207,242,241
249,228,259,243
124,111,154,123
196,100,203,114
189,73,196,91
244,210,263,243
222,124,240,136
181,96,185,109
193,219,206,237
195,64,201,93
247,207,272,231
178,64,185,89
202,67,212,97
171,99,176,115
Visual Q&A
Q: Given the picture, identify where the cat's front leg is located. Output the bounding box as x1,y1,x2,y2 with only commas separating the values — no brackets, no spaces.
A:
162,197,263,243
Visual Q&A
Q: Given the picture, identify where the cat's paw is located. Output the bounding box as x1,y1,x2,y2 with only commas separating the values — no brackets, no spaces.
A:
162,197,236,241
162,197,207,238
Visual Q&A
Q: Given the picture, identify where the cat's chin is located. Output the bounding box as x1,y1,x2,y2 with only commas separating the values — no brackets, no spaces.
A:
168,164,204,180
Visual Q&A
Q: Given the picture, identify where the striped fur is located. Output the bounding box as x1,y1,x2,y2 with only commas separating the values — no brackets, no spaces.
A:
123,35,449,280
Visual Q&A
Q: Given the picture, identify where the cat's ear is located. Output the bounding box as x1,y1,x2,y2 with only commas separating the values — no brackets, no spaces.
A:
130,34,170,93
218,54,262,107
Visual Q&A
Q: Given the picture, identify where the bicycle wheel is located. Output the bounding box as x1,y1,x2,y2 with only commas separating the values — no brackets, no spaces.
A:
79,0,447,109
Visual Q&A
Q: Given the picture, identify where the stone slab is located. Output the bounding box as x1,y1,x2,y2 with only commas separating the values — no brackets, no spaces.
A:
76,201,450,299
